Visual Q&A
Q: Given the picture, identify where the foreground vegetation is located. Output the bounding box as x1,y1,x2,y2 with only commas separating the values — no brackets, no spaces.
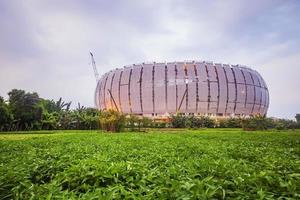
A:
1,129,299,199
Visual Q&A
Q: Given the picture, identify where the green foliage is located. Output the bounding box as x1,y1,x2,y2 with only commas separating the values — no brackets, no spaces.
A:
295,114,300,123
218,117,243,128
99,110,126,132
170,114,216,128
8,89,43,130
242,115,272,131
170,114,187,128
125,114,141,131
0,129,299,199
0,97,12,131
1,89,101,131
274,119,298,130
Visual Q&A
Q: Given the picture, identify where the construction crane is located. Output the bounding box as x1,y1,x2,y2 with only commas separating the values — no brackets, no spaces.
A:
90,52,99,81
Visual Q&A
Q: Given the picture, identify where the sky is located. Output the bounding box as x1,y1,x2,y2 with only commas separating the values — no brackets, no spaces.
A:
0,0,299,119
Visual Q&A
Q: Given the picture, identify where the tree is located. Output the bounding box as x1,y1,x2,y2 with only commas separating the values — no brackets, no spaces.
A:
0,96,12,131
295,114,300,124
8,89,42,130
99,110,125,132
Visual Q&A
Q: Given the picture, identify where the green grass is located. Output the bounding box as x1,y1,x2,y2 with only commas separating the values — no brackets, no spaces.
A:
0,129,299,199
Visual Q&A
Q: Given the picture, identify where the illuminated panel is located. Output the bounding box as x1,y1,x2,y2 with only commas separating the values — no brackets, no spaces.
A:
154,63,166,114
215,64,227,114
259,70,269,115
141,64,153,114
99,73,108,110
166,63,176,114
176,62,187,113
250,70,261,114
111,69,122,112
98,75,104,110
207,63,218,114
186,63,197,113
264,89,269,115
259,87,266,114
105,72,114,110
242,69,255,115
95,80,100,108
223,65,234,114
120,67,131,113
130,65,142,114
254,71,267,115
233,67,246,114
196,62,208,114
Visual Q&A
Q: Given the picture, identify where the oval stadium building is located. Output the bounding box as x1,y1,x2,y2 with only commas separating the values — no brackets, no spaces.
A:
95,61,269,117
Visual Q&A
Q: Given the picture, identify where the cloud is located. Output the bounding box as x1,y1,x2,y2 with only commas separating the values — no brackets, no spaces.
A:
0,0,299,119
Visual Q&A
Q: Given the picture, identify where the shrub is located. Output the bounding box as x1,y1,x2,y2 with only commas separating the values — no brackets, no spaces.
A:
170,114,187,128
99,110,125,132
274,119,298,130
125,114,143,131
141,117,153,128
218,117,242,128
242,115,270,131
188,116,216,128
170,114,216,128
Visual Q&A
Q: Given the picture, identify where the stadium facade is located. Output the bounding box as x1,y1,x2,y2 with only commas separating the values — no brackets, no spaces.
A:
95,61,269,117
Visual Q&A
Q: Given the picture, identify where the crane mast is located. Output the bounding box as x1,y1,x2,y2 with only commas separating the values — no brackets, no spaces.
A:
90,52,99,81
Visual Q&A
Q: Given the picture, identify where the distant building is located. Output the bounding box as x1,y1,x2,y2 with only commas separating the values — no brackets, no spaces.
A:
95,61,269,118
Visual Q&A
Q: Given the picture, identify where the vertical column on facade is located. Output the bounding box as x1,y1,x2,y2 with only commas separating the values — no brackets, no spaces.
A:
98,78,103,110
118,71,123,112
110,71,116,110
257,72,267,115
265,85,270,116
231,66,238,114
165,63,168,113
223,67,229,115
249,71,256,115
194,63,199,113
152,64,155,115
175,64,178,111
255,71,263,114
95,80,101,109
128,68,133,113
213,64,221,114
240,69,248,110
139,64,143,114
205,64,211,113
184,63,188,112
103,75,109,110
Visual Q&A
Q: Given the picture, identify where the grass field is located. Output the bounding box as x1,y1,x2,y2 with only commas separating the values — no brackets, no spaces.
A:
0,129,300,199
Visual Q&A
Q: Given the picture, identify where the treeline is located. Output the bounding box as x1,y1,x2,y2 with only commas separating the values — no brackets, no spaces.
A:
100,110,300,132
1,89,300,132
170,115,300,131
0,89,100,131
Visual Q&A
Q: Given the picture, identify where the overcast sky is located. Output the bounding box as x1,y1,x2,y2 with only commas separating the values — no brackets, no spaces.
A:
0,0,299,119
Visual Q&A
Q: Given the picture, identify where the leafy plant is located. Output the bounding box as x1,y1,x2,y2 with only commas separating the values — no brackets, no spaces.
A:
0,129,299,199
99,110,126,132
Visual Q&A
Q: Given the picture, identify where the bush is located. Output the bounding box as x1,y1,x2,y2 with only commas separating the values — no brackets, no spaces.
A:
242,115,270,131
188,116,216,128
99,110,125,132
274,119,298,130
125,114,143,131
170,114,216,128
218,117,242,128
170,114,187,128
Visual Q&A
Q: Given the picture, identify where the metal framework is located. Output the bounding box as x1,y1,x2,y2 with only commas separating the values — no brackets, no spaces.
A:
95,61,269,117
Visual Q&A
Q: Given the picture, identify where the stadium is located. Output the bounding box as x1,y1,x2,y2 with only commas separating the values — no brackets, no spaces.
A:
94,61,269,118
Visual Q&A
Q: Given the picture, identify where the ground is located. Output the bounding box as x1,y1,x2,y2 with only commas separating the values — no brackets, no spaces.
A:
0,129,299,199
